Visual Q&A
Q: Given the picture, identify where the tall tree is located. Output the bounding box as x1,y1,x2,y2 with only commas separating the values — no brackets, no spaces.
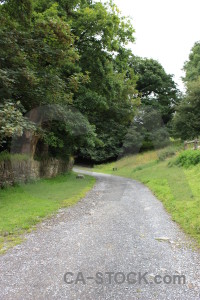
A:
0,0,139,162
129,56,179,124
173,78,200,140
172,41,200,140
183,41,200,83
0,1,93,157
70,1,138,162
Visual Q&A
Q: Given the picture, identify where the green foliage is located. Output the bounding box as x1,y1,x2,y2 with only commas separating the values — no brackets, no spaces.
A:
0,0,179,163
183,41,200,83
0,101,35,145
0,0,139,162
71,1,138,162
173,78,200,140
0,0,95,158
173,41,200,141
0,2,82,108
72,1,135,52
120,56,180,154
0,0,33,25
129,56,179,124
121,106,170,155
174,150,200,167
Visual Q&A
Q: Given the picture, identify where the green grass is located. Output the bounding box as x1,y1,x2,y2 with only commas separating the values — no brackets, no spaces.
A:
88,146,200,245
0,172,95,254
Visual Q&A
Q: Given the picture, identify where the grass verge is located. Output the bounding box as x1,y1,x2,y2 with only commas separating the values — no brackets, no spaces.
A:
0,172,95,254
88,146,200,245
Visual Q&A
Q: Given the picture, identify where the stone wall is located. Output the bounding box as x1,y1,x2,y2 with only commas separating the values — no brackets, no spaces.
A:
0,157,74,188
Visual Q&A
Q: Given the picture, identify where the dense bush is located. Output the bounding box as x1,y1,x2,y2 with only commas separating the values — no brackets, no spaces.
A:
175,150,200,167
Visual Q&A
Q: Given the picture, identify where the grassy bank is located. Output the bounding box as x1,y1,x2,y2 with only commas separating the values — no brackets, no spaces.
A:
90,146,200,245
0,172,95,254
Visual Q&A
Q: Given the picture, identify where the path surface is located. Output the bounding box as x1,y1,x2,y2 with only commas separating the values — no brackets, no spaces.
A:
0,169,200,300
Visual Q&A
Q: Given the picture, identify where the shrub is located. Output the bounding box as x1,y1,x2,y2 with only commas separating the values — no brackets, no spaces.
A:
175,150,200,167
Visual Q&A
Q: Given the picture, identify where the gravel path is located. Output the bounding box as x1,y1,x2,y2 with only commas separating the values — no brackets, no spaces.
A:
0,169,200,300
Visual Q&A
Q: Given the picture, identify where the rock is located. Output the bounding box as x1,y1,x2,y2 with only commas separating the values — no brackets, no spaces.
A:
144,207,151,211
3,231,9,237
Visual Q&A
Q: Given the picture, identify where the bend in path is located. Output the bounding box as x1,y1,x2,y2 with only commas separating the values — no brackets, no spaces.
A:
0,169,200,299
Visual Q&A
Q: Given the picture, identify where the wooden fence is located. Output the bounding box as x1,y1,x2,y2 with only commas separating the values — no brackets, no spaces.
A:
184,139,199,150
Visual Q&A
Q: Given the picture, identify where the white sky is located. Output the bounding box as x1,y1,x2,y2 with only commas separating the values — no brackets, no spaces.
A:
114,0,200,91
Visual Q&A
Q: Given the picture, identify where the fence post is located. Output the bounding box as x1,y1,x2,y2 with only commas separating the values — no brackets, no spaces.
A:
184,141,187,150
194,139,198,150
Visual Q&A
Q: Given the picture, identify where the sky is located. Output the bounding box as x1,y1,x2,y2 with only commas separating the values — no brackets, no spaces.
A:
114,0,200,91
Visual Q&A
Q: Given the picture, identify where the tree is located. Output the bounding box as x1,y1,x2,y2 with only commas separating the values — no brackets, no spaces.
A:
173,41,200,140
121,106,170,155
183,41,200,83
129,56,179,124
0,0,139,162
70,1,138,162
173,78,200,140
0,1,93,158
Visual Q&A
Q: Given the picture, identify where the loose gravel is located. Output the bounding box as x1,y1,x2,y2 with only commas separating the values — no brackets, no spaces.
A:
0,169,200,300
